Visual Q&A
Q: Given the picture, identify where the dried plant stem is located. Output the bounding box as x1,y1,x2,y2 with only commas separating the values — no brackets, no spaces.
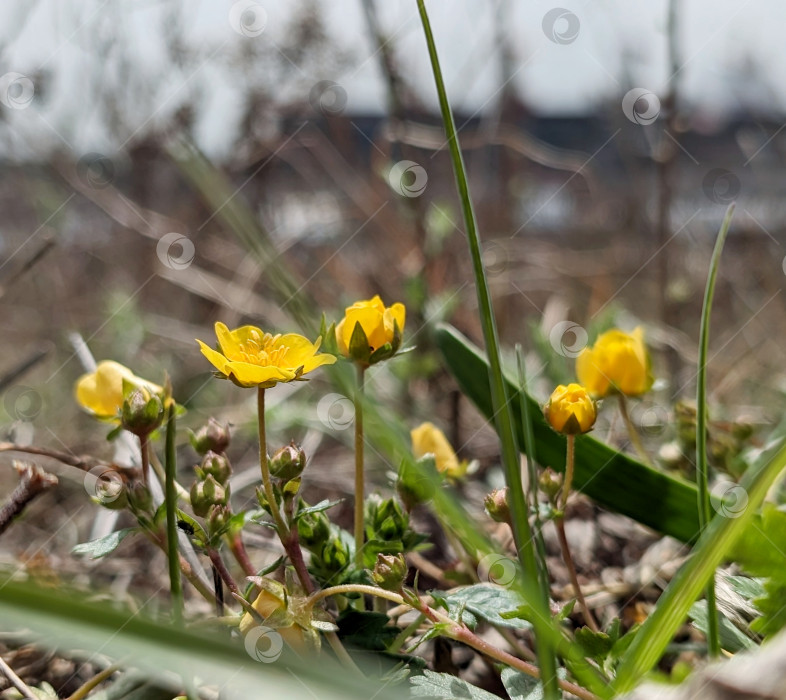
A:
0,656,37,700
0,442,111,474
0,462,57,537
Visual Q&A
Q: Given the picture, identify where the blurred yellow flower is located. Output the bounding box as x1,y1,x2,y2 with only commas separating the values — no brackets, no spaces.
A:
545,383,597,435
576,327,653,398
336,295,405,365
196,322,336,389
411,421,466,480
75,360,162,421
239,589,306,652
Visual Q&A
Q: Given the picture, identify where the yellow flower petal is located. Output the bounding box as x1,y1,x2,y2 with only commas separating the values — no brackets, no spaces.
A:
75,360,161,421
545,383,597,434
576,327,652,398
411,422,460,476
335,295,406,364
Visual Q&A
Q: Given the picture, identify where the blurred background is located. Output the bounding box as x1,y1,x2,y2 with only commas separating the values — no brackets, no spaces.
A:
1,0,785,563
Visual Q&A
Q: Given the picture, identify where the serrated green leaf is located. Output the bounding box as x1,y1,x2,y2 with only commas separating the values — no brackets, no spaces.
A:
501,667,568,700
726,575,766,601
72,528,137,559
574,627,614,661
442,584,532,631
410,669,500,699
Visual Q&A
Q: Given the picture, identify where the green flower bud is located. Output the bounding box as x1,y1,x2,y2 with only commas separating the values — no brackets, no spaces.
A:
269,442,306,482
127,482,153,513
121,387,164,437
370,553,408,592
190,418,230,456
200,451,232,484
321,536,351,573
538,467,563,503
208,504,230,533
484,487,511,524
366,495,408,542
297,509,331,550
190,474,227,517
396,455,437,511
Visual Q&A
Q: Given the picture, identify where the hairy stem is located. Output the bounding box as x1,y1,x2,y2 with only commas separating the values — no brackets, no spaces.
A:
354,365,366,572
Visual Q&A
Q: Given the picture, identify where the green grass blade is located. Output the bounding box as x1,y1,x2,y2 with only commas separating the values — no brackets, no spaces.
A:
613,434,786,692
436,323,702,541
416,2,558,695
696,203,735,656
0,580,396,700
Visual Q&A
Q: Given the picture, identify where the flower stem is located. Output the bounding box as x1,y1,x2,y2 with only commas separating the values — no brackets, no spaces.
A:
257,387,288,538
207,547,240,596
353,365,366,571
164,400,183,626
555,516,598,632
139,434,150,487
557,434,598,632
617,394,651,465
227,533,256,577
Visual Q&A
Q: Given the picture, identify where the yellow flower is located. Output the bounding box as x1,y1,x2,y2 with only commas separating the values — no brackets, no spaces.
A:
411,422,467,480
335,295,405,365
196,322,336,389
239,589,307,653
576,327,653,398
75,360,162,421
544,383,597,435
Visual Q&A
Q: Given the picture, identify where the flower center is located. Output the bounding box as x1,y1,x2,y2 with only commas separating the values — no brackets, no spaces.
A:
236,330,287,367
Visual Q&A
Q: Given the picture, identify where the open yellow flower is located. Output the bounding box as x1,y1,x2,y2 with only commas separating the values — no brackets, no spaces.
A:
75,360,162,421
576,327,653,398
239,588,307,653
411,422,466,480
545,383,597,435
196,322,336,389
335,295,405,365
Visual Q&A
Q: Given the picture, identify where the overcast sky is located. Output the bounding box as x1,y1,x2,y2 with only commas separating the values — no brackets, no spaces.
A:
0,0,783,158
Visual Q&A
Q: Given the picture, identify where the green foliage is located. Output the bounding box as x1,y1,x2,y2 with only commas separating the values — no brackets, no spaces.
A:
689,601,756,652
435,584,532,632
72,528,138,559
410,670,500,700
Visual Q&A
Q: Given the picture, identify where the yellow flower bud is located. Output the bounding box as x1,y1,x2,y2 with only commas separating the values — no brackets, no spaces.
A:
335,295,405,365
75,361,162,422
576,327,653,398
544,383,597,435
410,422,464,479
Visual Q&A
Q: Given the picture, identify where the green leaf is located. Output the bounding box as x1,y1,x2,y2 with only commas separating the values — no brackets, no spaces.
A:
337,610,401,652
435,324,695,543
751,578,786,637
294,499,343,521
726,574,766,601
689,601,756,652
728,503,786,575
574,626,615,661
441,584,532,631
613,433,786,692
175,508,208,547
410,670,500,700
72,528,137,559
501,667,567,700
